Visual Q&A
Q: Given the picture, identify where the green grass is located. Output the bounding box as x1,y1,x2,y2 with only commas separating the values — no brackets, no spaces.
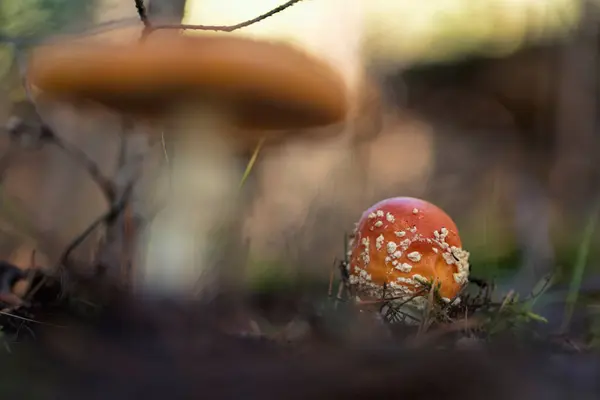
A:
561,199,600,333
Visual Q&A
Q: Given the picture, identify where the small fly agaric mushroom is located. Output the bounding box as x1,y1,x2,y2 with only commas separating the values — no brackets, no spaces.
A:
347,197,470,315
27,33,347,298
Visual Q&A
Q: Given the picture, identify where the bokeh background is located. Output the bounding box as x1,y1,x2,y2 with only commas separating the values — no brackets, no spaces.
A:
0,0,599,312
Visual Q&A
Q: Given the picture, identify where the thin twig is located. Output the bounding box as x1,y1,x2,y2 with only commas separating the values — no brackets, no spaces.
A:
41,123,148,206
334,282,345,310
417,285,436,337
357,288,429,307
380,289,429,324
26,183,135,301
5,114,118,204
134,0,152,39
58,182,135,269
134,0,151,27
160,131,172,193
115,126,134,288
0,310,67,328
145,0,304,36
328,258,337,297
41,125,116,203
160,131,169,165
408,317,482,348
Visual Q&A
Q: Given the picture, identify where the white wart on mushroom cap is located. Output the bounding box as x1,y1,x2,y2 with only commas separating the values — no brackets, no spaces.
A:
347,197,470,310
27,34,348,299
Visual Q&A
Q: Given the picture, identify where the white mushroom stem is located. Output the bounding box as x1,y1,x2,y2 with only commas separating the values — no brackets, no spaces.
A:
135,100,240,300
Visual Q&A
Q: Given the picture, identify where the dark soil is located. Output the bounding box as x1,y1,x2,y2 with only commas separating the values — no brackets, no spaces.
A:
0,269,598,400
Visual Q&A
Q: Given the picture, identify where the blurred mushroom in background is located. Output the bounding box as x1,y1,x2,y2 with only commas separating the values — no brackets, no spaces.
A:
28,31,348,300
182,0,372,268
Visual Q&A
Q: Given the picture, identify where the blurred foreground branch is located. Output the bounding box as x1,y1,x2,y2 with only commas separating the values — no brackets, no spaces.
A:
58,180,135,271
3,108,149,289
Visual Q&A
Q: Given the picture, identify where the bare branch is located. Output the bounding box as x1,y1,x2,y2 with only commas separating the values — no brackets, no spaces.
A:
134,0,151,28
141,0,304,38
57,180,136,270
40,125,117,204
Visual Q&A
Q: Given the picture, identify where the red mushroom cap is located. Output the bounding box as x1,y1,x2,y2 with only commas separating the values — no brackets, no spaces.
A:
347,197,469,304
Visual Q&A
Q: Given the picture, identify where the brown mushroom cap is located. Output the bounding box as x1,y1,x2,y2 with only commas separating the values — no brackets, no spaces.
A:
27,34,348,131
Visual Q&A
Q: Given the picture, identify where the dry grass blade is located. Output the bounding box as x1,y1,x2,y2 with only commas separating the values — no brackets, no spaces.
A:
334,282,345,310
499,290,515,313
561,197,600,333
328,258,337,297
239,136,266,190
408,317,483,348
0,310,66,328
417,284,436,337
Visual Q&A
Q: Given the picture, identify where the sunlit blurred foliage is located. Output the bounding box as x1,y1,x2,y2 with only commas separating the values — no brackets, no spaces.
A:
0,0,95,101
0,0,96,259
183,0,594,282
184,0,585,66
1,0,93,36
1,0,50,38
364,0,583,65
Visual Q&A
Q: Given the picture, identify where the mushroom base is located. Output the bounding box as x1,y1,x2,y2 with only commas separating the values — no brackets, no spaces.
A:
352,284,462,326
135,101,240,300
